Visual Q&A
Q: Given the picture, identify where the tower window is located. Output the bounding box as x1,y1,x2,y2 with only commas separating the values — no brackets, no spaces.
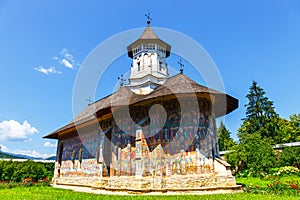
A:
137,62,140,71
159,62,162,71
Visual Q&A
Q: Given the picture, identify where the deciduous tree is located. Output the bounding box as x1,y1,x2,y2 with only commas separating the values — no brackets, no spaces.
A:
225,132,275,174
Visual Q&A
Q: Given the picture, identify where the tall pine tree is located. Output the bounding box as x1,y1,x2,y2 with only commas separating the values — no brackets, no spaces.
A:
239,81,279,143
217,121,236,151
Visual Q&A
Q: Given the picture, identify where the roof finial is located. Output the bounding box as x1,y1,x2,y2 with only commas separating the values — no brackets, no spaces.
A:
86,96,93,106
145,10,152,25
118,74,126,86
177,59,184,74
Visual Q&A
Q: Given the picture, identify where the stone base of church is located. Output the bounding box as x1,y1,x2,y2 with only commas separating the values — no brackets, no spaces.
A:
53,174,241,194
97,175,238,189
52,157,241,194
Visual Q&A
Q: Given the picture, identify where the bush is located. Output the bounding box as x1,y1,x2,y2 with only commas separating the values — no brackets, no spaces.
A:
278,147,300,169
0,178,52,189
0,160,54,183
274,166,299,176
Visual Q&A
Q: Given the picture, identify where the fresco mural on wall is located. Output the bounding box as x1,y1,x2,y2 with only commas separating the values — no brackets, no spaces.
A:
57,97,219,178
107,97,218,177
59,119,112,177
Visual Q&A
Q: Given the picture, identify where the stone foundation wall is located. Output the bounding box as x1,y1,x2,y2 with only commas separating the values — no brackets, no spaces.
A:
54,174,237,191
96,175,236,189
53,156,239,192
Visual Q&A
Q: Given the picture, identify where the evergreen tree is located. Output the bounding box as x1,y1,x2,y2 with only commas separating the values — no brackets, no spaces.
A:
238,81,279,143
217,121,236,151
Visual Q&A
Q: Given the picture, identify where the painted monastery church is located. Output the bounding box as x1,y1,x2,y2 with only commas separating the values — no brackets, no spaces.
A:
44,21,240,192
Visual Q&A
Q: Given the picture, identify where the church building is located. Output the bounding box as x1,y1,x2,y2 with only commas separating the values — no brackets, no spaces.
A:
44,20,239,192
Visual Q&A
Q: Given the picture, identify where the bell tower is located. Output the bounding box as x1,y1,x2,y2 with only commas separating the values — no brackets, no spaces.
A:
127,16,171,95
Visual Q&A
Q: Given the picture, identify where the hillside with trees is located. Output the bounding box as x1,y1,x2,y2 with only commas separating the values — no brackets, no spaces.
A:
0,151,24,159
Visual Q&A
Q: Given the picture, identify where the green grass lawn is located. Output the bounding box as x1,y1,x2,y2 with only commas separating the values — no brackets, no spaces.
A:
0,175,299,200
0,186,299,200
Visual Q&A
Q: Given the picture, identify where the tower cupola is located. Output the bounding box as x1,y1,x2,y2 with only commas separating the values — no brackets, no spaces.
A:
126,21,171,95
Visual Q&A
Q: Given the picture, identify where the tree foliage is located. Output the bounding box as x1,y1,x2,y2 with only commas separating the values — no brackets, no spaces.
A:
278,147,300,169
277,117,300,143
238,81,279,144
225,132,275,174
0,160,54,182
288,114,300,141
226,81,300,175
217,121,236,151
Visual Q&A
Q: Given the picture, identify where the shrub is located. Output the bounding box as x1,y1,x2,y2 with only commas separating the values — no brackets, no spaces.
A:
0,160,54,183
274,166,299,176
278,147,300,168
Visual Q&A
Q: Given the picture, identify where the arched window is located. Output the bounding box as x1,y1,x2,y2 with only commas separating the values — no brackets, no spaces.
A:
137,62,140,71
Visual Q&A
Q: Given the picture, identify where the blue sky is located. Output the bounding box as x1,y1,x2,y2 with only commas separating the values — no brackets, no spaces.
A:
0,0,300,158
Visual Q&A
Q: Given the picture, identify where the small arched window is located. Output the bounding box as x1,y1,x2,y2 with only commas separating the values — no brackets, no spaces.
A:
137,62,140,71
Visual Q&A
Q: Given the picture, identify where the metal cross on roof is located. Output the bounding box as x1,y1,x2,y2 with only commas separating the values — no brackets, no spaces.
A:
177,59,184,74
145,10,152,25
86,96,93,106
118,74,126,86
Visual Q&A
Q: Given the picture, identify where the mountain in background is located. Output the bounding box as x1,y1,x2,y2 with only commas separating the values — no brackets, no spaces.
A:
0,151,25,159
45,156,56,160
0,151,44,160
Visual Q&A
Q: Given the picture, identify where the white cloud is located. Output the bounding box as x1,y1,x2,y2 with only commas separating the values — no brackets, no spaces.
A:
60,58,74,69
34,66,62,75
35,48,78,76
0,144,9,152
0,120,39,142
61,49,74,62
58,48,77,69
44,141,57,147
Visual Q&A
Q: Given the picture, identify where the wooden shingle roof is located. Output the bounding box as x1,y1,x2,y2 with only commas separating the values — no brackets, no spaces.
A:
127,25,171,58
133,74,238,117
44,74,238,139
